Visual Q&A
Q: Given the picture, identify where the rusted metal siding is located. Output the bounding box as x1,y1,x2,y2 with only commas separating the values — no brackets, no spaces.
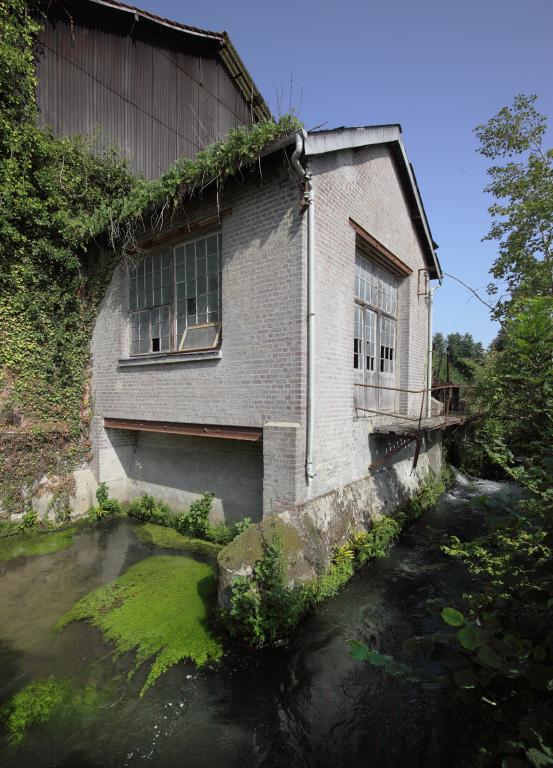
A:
36,4,257,178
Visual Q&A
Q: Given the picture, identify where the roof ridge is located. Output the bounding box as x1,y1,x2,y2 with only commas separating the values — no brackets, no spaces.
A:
87,0,224,40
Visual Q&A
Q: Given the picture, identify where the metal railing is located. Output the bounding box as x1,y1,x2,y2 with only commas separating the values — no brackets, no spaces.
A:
354,382,473,432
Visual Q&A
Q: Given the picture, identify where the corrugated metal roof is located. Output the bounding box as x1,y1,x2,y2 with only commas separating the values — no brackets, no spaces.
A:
87,0,224,40
81,0,271,121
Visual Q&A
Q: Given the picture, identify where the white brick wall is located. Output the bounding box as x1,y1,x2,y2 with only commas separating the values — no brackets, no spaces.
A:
89,143,436,516
90,155,307,514
306,144,433,500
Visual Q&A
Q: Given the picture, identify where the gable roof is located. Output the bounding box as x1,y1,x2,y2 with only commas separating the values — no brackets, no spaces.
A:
48,0,271,123
304,125,442,280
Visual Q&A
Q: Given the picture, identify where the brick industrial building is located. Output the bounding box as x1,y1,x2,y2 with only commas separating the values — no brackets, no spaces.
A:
36,0,447,565
93,126,443,537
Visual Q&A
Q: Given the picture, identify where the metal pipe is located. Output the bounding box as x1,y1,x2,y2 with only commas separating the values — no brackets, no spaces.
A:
426,285,439,418
291,132,316,483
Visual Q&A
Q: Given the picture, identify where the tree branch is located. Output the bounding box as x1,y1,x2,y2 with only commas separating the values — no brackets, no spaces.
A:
442,272,511,338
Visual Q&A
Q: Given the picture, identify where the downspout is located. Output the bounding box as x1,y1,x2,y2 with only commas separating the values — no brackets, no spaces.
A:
426,284,439,418
291,132,316,483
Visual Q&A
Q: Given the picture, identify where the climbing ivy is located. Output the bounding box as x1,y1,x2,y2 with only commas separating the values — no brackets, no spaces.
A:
85,112,302,257
0,0,301,515
0,0,135,514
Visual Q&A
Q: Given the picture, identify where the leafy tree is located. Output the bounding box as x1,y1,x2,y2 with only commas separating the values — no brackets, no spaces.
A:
475,94,553,317
354,97,553,767
433,331,485,382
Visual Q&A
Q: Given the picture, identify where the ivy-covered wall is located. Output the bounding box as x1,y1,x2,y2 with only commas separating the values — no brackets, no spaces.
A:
0,0,300,516
0,0,135,514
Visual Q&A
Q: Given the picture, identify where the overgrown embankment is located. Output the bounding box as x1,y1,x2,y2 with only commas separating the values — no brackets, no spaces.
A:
221,467,454,648
0,0,300,517
0,0,135,515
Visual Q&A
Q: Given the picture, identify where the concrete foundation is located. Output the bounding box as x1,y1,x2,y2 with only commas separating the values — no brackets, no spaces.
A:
99,429,263,524
218,432,442,605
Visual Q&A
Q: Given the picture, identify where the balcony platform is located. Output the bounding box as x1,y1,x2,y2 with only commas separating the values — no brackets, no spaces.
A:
370,413,470,438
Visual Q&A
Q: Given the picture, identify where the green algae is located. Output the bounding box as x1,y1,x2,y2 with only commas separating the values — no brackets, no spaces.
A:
135,522,222,557
2,678,65,744
0,528,76,561
2,677,107,745
57,555,223,696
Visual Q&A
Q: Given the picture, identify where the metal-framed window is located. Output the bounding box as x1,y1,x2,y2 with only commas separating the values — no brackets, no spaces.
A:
128,232,222,356
354,252,398,412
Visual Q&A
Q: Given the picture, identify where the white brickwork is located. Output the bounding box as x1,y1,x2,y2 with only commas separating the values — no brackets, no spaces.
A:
306,144,434,500
90,143,438,520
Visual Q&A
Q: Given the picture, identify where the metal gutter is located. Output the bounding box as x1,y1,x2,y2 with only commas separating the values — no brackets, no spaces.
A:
291,132,316,484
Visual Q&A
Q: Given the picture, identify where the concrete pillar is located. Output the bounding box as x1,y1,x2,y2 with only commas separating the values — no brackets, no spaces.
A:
262,422,304,516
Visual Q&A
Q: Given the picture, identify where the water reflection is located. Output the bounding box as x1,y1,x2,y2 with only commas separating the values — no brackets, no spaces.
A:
0,476,521,768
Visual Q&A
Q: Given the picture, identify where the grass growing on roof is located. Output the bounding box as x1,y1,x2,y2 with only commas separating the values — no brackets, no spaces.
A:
135,522,222,556
0,528,76,561
56,556,223,695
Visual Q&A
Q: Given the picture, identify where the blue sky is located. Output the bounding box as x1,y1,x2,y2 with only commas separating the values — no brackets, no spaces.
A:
147,0,552,345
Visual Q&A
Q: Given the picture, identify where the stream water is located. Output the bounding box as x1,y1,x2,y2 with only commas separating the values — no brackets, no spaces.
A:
0,473,521,768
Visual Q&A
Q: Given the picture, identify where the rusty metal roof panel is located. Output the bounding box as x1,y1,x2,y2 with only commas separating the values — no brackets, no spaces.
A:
37,0,271,177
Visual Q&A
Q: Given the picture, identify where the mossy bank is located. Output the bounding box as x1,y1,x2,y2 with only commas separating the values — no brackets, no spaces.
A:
219,467,454,646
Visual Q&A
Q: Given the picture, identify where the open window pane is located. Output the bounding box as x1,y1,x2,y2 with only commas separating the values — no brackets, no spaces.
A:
129,232,222,356
178,322,221,352
173,231,222,340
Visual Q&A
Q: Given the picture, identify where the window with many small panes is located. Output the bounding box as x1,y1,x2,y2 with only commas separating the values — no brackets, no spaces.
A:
128,232,222,356
354,252,398,377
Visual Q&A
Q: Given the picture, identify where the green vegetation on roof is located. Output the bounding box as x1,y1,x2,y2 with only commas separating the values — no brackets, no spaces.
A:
88,114,302,255
56,555,223,696
0,0,301,517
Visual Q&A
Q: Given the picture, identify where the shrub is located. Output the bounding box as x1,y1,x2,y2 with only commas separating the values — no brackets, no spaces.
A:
20,509,38,530
226,531,305,647
100,498,122,515
174,493,213,539
86,483,122,522
95,482,109,507
126,494,172,527
207,522,234,546
174,492,238,545
396,466,453,526
125,491,249,545
350,517,400,564
233,517,252,536
225,469,453,646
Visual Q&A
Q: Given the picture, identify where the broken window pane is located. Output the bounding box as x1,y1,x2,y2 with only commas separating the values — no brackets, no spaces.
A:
129,232,222,356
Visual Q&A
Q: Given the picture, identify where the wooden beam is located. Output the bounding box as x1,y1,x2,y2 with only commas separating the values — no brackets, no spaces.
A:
131,210,231,253
349,218,412,277
104,417,262,442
